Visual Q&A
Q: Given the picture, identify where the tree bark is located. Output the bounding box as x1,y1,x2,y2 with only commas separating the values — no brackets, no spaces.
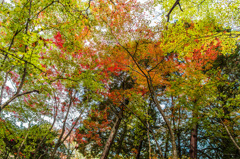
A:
164,136,168,158
165,134,169,159
136,139,143,159
150,90,178,159
116,123,127,155
177,105,182,158
100,115,122,159
190,123,198,159
146,78,177,159
190,105,198,159
147,123,151,159
177,131,181,158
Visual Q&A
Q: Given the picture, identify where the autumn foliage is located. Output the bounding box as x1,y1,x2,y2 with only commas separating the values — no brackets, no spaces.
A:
0,0,240,159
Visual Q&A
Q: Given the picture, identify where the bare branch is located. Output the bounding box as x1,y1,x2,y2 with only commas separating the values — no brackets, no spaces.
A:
50,90,77,158
166,0,183,22
208,105,240,153
0,90,39,112
0,49,45,72
1,28,23,67
0,66,14,105
36,1,57,18
33,93,59,159
220,118,240,153
178,3,183,12
61,109,84,143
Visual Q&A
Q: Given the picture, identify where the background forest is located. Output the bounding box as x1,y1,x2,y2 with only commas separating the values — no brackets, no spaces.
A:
0,0,240,158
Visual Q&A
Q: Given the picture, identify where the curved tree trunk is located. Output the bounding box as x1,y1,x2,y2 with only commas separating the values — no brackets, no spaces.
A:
150,89,178,159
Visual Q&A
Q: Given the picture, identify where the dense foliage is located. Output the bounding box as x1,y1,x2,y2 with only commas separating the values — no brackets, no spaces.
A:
0,0,240,158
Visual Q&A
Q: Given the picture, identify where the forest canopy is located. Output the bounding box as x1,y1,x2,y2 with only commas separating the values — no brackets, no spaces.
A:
0,0,240,158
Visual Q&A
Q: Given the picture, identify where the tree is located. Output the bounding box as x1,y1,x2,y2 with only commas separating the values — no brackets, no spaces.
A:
1,0,240,158
0,118,57,159
0,0,91,112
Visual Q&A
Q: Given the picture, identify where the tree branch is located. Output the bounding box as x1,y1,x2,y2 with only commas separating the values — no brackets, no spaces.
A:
220,118,240,153
102,15,176,158
0,90,39,112
33,93,58,159
50,90,77,158
209,105,240,153
36,1,57,18
0,49,45,72
0,66,14,105
166,0,183,22
119,99,164,159
17,121,31,159
1,28,23,67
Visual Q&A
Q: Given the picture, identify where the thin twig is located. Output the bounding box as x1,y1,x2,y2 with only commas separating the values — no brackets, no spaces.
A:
0,49,45,72
0,66,14,105
0,90,39,112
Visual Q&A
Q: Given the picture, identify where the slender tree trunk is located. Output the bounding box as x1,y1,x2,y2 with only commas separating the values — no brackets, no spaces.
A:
190,102,198,159
51,91,80,159
165,133,169,159
116,123,127,155
146,109,152,159
171,96,179,159
33,109,57,159
148,82,178,159
3,148,10,159
177,131,181,158
121,101,164,158
17,121,31,159
177,105,182,158
221,101,240,153
136,139,143,159
100,115,122,159
147,123,151,159
17,132,29,159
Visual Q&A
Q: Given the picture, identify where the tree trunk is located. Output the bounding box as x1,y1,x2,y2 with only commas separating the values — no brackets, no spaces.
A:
190,107,198,159
116,123,127,155
136,139,143,159
115,34,178,159
177,105,182,158
148,84,178,159
165,134,169,159
177,131,181,158
190,123,198,159
100,115,122,159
